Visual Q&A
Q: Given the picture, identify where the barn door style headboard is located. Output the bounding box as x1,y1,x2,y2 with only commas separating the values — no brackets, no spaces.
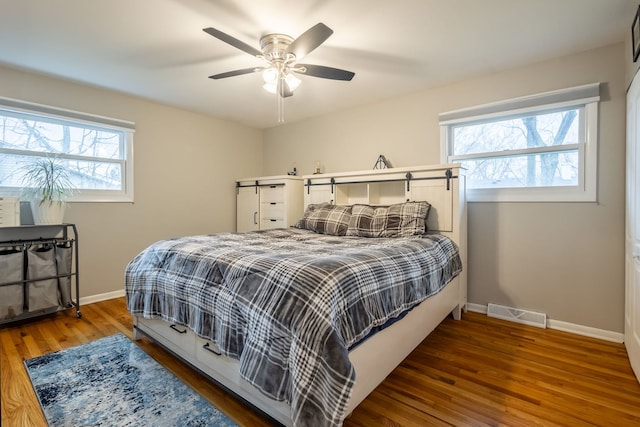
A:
302,164,465,234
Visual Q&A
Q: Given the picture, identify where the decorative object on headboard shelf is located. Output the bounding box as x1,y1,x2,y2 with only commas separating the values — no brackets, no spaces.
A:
373,154,392,169
633,4,640,62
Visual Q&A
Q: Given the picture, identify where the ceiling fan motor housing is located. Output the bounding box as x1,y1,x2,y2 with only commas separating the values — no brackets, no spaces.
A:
260,34,295,62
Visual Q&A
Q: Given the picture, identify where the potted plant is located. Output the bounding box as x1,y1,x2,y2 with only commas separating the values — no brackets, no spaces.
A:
20,156,75,225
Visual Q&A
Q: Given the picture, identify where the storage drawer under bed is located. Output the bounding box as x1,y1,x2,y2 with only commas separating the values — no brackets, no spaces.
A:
135,317,196,359
135,317,242,384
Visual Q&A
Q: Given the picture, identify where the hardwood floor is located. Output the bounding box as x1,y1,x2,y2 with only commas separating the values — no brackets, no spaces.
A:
2,298,640,426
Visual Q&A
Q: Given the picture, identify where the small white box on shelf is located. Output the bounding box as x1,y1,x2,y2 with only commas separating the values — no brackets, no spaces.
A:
0,197,20,227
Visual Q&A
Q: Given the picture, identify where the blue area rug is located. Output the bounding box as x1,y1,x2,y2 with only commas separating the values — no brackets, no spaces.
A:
24,333,238,427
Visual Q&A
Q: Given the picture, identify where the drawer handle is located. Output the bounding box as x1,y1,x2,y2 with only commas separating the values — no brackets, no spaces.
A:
270,219,277,222
169,324,187,334
270,202,276,205
202,342,221,356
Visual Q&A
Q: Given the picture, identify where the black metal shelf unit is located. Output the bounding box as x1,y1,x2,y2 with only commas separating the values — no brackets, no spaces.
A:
0,224,80,325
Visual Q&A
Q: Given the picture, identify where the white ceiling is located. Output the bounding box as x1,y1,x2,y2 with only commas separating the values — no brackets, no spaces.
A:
0,0,634,129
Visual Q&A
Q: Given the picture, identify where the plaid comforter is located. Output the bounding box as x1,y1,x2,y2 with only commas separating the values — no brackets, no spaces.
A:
125,228,462,427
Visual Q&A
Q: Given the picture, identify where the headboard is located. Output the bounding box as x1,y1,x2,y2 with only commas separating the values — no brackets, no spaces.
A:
302,164,465,237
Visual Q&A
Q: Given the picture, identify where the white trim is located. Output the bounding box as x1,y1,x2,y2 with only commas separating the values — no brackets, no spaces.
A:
68,130,134,203
463,104,597,203
0,99,135,203
439,83,600,125
76,295,626,345
80,289,125,306
450,143,580,161
467,303,623,343
583,102,598,202
0,96,135,131
439,125,448,165
440,88,599,203
466,302,488,314
547,318,623,343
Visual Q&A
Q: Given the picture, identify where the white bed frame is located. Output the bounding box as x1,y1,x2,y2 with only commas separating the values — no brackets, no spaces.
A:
132,164,467,426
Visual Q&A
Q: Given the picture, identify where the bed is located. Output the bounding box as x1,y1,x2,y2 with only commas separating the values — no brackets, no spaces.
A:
126,164,466,427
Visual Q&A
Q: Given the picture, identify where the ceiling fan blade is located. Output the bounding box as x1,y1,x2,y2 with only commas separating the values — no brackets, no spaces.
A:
209,68,259,79
286,23,333,60
295,64,355,81
203,27,262,57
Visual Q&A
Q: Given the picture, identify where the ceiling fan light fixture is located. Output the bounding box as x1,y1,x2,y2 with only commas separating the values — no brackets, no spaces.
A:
284,73,301,91
263,70,301,94
263,81,278,94
262,67,278,83
262,67,279,94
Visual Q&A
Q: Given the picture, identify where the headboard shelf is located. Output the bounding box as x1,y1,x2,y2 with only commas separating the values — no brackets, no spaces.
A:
301,164,464,232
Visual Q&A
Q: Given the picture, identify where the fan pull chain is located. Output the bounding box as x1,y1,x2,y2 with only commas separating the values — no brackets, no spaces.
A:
277,75,285,123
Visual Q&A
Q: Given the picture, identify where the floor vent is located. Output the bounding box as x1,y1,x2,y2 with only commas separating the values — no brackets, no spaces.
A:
487,303,547,328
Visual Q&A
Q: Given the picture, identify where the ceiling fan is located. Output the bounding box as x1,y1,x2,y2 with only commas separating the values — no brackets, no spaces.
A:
203,23,355,98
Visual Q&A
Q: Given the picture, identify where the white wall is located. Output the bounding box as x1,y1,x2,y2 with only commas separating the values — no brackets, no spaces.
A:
0,65,263,299
626,3,640,88
263,43,626,333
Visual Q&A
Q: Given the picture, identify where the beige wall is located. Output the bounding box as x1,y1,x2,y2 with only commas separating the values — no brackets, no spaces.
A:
0,65,263,299
0,41,627,333
264,43,626,333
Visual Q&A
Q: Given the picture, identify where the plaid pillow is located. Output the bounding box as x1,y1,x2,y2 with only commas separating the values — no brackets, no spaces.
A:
294,203,353,236
346,201,431,237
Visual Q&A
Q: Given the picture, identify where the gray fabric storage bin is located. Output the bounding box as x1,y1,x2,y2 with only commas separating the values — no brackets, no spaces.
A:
27,244,60,311
56,242,73,307
0,248,24,319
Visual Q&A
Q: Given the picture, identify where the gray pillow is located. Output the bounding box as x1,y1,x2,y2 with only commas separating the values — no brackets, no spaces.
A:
295,203,353,236
346,201,431,237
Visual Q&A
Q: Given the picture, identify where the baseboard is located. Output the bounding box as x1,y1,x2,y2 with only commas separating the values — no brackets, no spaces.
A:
80,289,125,306
466,303,623,343
546,319,623,343
78,296,624,344
467,303,488,314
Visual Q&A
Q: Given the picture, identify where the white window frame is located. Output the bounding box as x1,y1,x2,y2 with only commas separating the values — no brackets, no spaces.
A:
440,83,600,202
0,97,134,203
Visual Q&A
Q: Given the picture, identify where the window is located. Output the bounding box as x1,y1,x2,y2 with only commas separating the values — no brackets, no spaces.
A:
0,97,134,202
440,83,599,202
